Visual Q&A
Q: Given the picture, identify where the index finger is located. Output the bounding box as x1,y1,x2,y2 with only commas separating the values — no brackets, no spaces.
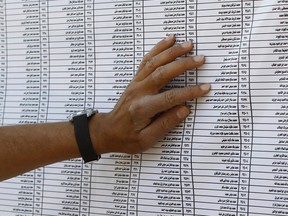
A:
137,35,176,73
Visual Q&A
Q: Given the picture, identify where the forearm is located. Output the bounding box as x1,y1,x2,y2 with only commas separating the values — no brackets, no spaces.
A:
0,121,80,181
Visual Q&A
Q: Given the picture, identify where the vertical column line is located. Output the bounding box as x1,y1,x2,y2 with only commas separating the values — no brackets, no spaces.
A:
84,0,87,110
236,1,244,214
190,1,198,215
136,1,145,214
180,2,188,213
247,1,255,214
88,1,96,214
79,2,87,214
46,0,51,123
132,1,136,77
33,3,42,213
41,0,50,213
2,0,7,124
126,2,136,213
37,0,42,123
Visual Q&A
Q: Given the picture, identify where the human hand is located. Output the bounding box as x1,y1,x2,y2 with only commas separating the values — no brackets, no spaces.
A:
90,35,211,154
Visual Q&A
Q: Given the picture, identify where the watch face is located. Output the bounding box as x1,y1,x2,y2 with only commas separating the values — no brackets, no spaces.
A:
86,108,98,117
68,109,98,122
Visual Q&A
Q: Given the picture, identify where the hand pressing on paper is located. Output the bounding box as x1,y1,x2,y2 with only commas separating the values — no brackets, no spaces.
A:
0,35,211,181
90,35,211,154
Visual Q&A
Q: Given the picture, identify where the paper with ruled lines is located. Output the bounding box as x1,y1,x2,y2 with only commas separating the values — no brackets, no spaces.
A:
0,1,288,215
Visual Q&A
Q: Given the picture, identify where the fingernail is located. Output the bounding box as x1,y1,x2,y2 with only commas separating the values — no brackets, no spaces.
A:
193,55,205,63
177,107,190,119
165,34,174,41
181,40,192,48
200,83,211,92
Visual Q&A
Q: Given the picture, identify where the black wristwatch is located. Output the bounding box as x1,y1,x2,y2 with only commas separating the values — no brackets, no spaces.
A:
68,108,101,163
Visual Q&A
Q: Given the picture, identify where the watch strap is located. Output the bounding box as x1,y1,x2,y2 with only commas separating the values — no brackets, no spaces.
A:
73,113,101,163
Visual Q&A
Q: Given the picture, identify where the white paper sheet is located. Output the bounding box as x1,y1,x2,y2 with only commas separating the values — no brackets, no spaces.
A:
0,0,287,215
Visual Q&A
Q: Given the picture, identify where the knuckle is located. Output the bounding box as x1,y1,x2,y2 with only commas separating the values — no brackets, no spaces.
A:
142,53,150,65
161,118,171,131
128,96,149,116
166,46,175,55
169,44,181,55
165,90,177,105
129,102,143,116
145,57,157,70
123,85,136,102
153,65,167,82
